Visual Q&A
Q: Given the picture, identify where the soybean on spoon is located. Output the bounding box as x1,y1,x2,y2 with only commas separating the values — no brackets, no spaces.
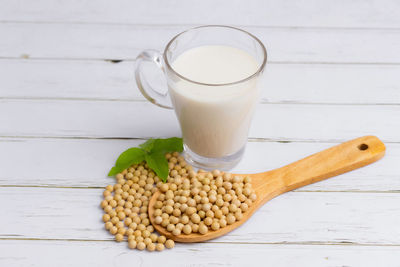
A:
148,135,386,242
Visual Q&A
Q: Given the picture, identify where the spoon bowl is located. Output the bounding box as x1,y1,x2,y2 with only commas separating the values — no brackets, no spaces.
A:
148,136,385,242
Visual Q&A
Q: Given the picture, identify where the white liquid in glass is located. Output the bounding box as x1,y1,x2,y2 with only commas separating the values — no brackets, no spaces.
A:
169,45,261,158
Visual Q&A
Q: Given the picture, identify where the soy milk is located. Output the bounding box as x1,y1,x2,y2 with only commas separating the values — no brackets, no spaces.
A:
169,45,261,158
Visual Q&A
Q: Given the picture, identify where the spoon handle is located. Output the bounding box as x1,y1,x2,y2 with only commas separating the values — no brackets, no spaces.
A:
263,136,386,193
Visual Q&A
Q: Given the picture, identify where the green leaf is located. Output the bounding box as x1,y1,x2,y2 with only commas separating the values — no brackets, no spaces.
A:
145,152,169,182
107,137,183,181
107,166,121,177
139,139,156,152
115,147,146,167
152,137,183,154
108,147,145,176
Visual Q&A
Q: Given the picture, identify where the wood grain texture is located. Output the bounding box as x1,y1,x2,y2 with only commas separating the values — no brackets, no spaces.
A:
1,59,400,104
1,0,399,264
1,187,400,244
0,240,399,267
0,137,397,191
0,138,394,192
1,0,400,29
1,23,400,63
1,100,399,141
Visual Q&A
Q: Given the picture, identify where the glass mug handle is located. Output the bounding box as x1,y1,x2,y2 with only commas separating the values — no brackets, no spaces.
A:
134,50,173,109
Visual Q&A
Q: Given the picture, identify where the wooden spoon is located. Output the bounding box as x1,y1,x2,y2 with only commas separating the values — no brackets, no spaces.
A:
148,135,385,242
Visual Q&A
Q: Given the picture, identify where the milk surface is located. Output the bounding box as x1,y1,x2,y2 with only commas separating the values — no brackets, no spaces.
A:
172,45,258,85
169,45,261,158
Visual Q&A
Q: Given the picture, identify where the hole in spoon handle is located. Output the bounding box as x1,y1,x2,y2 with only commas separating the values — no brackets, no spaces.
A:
358,143,368,150
278,136,385,192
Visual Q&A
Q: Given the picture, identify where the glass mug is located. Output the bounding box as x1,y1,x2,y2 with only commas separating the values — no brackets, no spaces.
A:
135,25,267,170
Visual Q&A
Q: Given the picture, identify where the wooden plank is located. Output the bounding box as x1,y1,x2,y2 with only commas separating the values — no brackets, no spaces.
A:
0,137,397,192
1,187,399,244
0,100,399,142
1,23,400,63
0,240,399,267
1,0,400,29
1,59,400,104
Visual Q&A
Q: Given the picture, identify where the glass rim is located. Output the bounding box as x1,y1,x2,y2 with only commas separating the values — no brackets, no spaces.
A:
163,25,267,87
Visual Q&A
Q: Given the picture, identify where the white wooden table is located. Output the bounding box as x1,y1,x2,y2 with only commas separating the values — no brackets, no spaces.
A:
1,1,400,266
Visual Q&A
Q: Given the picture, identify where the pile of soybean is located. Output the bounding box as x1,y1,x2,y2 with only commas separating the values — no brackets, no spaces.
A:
101,152,257,252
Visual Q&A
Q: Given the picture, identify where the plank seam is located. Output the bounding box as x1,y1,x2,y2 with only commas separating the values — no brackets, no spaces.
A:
0,97,399,106
209,241,400,247
2,56,400,65
0,237,399,246
0,185,398,194
0,136,399,144
2,20,400,32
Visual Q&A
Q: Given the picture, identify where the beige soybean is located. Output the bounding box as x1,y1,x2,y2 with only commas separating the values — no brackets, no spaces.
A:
157,164,256,236
156,243,165,251
137,242,146,250
165,239,175,249
102,153,256,252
